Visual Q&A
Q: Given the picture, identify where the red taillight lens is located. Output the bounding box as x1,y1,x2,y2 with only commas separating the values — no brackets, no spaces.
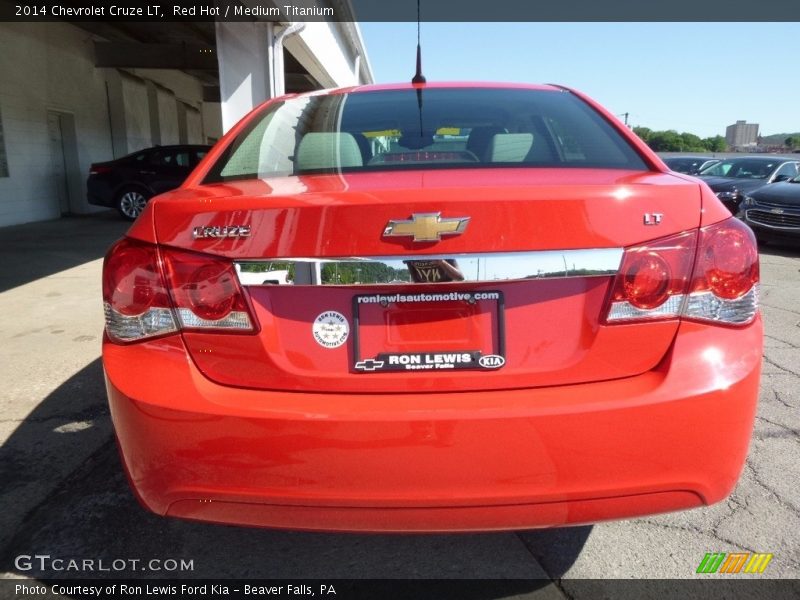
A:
103,242,163,316
621,252,671,309
90,165,112,175
188,263,238,320
692,220,759,300
162,248,254,331
102,238,176,342
605,231,696,322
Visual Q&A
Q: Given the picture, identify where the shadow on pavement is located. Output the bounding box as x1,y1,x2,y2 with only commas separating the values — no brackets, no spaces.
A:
0,359,112,555
0,212,128,293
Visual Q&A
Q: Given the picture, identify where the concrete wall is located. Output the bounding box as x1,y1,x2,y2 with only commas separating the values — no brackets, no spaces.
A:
185,105,203,144
156,86,180,146
0,23,223,228
202,102,223,143
0,22,112,225
121,73,152,153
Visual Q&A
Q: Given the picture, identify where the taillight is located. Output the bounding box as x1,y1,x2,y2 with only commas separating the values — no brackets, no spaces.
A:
102,239,255,343
604,218,759,326
90,164,112,175
102,239,177,342
683,218,759,325
162,248,254,331
605,231,696,322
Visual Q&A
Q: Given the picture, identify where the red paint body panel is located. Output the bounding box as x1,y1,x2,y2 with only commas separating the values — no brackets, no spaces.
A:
145,170,702,257
106,317,761,531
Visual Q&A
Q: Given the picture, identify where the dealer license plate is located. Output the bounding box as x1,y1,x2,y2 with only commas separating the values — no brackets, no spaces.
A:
351,290,506,373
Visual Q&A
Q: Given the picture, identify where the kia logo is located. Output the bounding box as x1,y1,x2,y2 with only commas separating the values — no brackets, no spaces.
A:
478,355,505,369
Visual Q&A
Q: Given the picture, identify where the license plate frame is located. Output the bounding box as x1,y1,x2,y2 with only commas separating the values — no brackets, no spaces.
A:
350,290,506,373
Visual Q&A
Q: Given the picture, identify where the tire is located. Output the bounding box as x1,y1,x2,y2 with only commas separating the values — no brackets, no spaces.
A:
116,187,151,221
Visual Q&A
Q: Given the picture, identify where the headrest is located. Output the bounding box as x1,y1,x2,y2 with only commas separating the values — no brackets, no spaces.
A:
296,132,363,171
486,133,534,162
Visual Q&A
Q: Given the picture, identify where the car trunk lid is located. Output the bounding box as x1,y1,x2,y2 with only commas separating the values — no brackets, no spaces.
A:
152,168,701,393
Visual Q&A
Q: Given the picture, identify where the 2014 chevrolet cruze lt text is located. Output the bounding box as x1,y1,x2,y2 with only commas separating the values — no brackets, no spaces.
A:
102,83,762,532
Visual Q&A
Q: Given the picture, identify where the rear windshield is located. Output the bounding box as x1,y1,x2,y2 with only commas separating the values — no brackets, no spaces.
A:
204,88,648,182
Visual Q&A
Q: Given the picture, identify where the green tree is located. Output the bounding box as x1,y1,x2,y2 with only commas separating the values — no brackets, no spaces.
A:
786,136,800,149
636,126,727,153
632,126,652,142
702,136,727,152
647,130,683,152
678,132,706,152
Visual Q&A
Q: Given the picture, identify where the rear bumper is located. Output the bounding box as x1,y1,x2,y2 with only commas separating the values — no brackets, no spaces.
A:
105,318,762,532
86,179,114,208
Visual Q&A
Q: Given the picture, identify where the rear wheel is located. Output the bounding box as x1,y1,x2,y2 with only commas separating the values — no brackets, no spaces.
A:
116,188,150,221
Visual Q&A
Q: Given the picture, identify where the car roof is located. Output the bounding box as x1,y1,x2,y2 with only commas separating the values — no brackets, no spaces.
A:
665,156,713,160
721,156,794,163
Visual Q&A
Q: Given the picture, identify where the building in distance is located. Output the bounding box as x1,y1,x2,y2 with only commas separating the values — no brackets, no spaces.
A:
726,120,759,151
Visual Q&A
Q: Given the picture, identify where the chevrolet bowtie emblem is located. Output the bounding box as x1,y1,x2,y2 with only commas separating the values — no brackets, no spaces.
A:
383,213,470,242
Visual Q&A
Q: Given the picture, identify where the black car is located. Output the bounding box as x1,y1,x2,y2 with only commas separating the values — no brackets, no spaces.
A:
697,156,800,214
87,145,211,220
663,156,720,175
738,173,800,244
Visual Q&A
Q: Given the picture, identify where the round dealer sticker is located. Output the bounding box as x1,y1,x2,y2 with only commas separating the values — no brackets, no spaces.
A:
312,311,349,348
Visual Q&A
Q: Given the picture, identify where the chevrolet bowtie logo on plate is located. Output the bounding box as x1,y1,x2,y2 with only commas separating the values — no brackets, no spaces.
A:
383,213,470,242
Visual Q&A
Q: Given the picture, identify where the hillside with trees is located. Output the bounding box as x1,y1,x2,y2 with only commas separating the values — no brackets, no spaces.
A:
759,133,800,149
633,127,727,152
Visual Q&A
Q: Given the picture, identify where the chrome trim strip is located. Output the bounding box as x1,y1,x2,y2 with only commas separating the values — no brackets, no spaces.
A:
234,248,623,286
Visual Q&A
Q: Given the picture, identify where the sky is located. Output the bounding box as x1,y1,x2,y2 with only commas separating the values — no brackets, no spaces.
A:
358,22,799,139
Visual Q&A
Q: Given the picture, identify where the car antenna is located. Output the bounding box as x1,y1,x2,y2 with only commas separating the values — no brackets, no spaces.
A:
411,0,426,84
412,0,425,139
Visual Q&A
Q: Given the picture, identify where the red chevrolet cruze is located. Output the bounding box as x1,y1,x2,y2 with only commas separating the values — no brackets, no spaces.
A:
102,83,762,532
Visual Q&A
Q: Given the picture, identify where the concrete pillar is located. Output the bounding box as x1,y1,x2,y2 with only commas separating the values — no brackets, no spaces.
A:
105,69,128,157
145,80,161,145
215,21,274,133
177,101,187,144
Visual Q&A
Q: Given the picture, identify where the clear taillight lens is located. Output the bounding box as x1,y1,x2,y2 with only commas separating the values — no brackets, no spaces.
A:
604,218,759,326
102,239,177,342
102,239,255,343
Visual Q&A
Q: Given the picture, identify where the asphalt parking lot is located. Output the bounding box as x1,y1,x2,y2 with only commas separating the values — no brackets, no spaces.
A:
0,213,798,595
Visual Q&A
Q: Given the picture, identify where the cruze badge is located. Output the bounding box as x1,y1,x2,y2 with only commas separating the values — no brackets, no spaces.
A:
192,225,251,239
383,213,470,242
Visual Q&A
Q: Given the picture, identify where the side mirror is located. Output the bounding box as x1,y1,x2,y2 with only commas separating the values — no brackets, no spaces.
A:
773,174,791,183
